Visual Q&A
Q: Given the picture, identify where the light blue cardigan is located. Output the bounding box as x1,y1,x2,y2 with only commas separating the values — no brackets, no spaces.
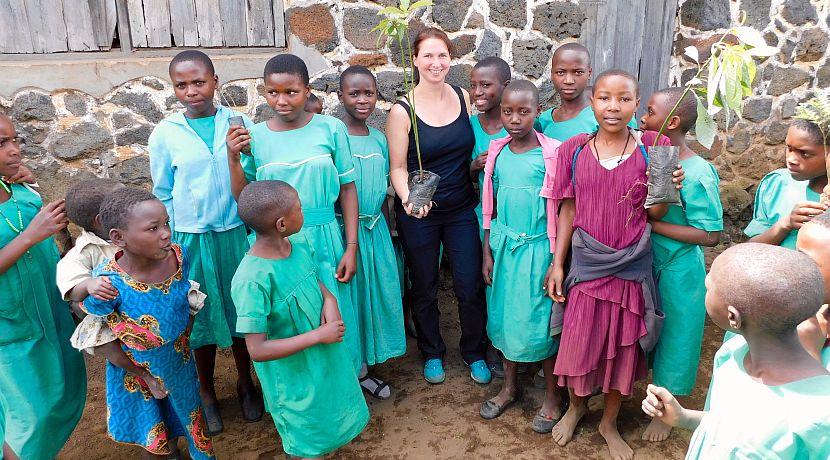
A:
149,105,251,233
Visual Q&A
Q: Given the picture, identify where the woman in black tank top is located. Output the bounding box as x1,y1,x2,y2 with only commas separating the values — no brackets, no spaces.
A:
385,28,489,385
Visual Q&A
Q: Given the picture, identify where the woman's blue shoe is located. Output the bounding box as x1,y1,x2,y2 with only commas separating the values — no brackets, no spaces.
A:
469,360,492,384
423,359,445,384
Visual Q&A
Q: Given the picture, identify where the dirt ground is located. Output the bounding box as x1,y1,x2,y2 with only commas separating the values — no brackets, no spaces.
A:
59,270,720,460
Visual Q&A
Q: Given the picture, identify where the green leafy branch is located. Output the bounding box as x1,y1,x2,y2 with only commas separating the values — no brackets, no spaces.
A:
655,15,777,148
372,0,432,175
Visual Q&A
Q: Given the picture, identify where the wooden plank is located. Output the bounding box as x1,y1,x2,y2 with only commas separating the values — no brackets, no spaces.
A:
219,0,247,46
115,0,133,52
614,0,645,75
24,0,69,52
170,0,199,46
63,0,98,51
0,0,35,53
246,0,274,46
639,0,678,111
142,0,172,46
88,0,118,49
126,0,148,47
194,0,223,46
271,0,286,47
592,0,616,76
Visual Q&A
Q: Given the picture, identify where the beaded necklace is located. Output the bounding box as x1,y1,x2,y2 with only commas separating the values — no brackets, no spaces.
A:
0,180,23,234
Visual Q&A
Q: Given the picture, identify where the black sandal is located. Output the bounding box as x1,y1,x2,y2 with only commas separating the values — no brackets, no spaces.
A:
359,375,391,400
479,387,523,420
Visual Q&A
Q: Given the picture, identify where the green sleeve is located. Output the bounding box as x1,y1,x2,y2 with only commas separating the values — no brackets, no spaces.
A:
231,277,270,334
744,172,783,238
683,167,724,232
332,119,356,184
627,116,640,129
241,143,257,183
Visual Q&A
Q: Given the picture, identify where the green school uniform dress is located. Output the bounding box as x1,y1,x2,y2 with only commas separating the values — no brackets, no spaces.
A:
486,145,558,362
0,183,86,459
744,168,822,250
231,235,369,458
345,128,406,365
242,114,362,371
687,335,830,460
536,105,638,142
470,115,507,235
651,155,723,395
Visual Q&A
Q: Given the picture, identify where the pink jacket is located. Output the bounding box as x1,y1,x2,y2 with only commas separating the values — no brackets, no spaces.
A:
481,132,562,253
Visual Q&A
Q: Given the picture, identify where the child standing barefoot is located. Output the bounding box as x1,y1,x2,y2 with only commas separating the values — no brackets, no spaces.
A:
150,50,261,433
82,188,214,459
231,181,369,459
338,65,405,398
478,81,563,432
643,243,830,459
0,114,86,460
639,88,723,442
545,70,683,460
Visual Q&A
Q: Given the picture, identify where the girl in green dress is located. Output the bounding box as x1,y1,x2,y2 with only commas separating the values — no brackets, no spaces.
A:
150,50,261,433
337,66,405,399
478,81,563,433
226,54,362,373
231,181,369,459
0,114,86,459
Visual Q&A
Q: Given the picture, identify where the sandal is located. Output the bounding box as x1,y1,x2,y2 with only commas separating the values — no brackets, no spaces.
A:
237,382,264,422
479,387,523,420
359,375,392,400
531,409,560,434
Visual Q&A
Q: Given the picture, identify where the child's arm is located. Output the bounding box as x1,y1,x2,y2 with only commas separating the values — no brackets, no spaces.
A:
749,201,828,245
336,182,359,283
68,277,119,302
641,384,704,431
97,341,168,399
245,320,345,362
0,200,67,276
319,280,342,324
482,229,494,286
226,126,251,199
650,221,721,247
546,198,575,302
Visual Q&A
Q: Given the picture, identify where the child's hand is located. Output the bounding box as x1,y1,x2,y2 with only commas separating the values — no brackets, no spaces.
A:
545,264,566,303
672,164,685,190
315,320,345,344
642,384,685,428
782,201,829,231
226,126,251,161
142,372,169,399
471,152,488,172
403,199,434,219
321,301,342,325
482,247,494,286
88,276,118,301
23,199,68,243
6,165,36,184
335,248,357,283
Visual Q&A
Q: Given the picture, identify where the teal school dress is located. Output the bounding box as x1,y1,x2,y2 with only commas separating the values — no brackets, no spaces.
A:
470,114,507,236
231,235,369,458
486,145,558,362
149,106,251,350
535,105,638,142
651,155,722,395
242,114,362,371
744,168,822,250
344,128,406,365
687,335,830,460
0,183,86,459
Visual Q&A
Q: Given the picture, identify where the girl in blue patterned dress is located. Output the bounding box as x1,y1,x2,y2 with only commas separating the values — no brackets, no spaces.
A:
81,187,214,459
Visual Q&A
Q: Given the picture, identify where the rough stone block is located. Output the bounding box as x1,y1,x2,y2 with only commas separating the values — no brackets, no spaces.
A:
115,124,153,146
779,97,798,119
220,85,248,107
474,29,502,61
742,97,772,122
63,92,88,116
389,19,427,67
447,64,473,90
720,181,753,218
451,34,476,59
816,61,830,87
344,7,384,51
433,0,472,32
794,28,828,62
287,4,338,53
467,12,485,28
725,122,752,154
533,1,585,40
764,120,789,144
741,0,772,29
11,91,56,122
110,156,151,185
108,91,163,123
348,53,388,67
766,65,810,96
680,0,730,31
50,122,113,160
781,0,817,25
141,77,165,91
376,71,405,102
310,73,341,93
489,0,526,29
253,103,276,124
512,38,553,79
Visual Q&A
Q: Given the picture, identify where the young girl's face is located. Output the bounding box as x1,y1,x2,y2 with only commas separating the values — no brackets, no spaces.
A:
278,194,304,235
413,38,451,84
339,73,378,122
551,50,591,102
113,200,173,261
0,117,21,179
640,92,674,132
785,126,827,181
470,66,506,113
592,75,639,134
500,89,539,139
170,60,218,116
263,72,310,122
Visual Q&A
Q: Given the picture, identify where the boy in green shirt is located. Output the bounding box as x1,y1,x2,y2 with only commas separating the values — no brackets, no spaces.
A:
642,243,830,459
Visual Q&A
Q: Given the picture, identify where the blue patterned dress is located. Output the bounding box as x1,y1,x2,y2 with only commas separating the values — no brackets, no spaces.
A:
81,245,214,459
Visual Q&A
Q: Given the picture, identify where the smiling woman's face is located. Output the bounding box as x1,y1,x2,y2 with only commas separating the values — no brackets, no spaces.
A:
413,38,451,84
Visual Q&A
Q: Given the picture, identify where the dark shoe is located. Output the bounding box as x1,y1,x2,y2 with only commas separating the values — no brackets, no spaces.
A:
203,403,224,435
479,388,522,420
488,360,505,379
238,383,264,422
531,409,560,434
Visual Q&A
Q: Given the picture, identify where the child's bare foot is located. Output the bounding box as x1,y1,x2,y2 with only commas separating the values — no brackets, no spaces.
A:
642,417,672,442
598,421,634,460
551,403,588,446
145,375,168,399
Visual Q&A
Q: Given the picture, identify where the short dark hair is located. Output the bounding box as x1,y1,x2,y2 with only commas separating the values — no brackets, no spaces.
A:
473,57,511,85
552,43,591,66
792,119,830,145
654,87,697,134
99,187,159,235
339,65,377,90
237,181,299,234
264,54,310,86
169,50,215,76
65,178,123,230
594,69,639,96
712,243,825,336
503,79,539,104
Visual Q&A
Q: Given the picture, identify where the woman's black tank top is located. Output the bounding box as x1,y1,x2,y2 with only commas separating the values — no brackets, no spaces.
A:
395,85,477,215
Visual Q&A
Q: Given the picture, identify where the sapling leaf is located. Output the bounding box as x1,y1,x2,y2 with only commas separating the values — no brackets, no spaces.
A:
410,0,433,11
733,26,767,49
401,0,410,9
695,95,717,149
684,46,700,63
747,45,778,57
687,77,703,86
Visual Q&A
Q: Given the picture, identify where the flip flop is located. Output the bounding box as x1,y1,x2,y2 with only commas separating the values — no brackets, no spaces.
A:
531,409,560,434
359,375,392,400
203,403,224,435
237,383,264,422
479,388,523,420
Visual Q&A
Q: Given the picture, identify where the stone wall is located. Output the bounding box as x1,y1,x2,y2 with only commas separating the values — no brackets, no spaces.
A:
2,0,828,241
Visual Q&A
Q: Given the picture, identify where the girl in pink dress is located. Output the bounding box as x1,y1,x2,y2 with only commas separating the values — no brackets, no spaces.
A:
545,70,682,460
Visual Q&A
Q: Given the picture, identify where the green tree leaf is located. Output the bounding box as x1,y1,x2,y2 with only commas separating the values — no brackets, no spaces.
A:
695,94,717,149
